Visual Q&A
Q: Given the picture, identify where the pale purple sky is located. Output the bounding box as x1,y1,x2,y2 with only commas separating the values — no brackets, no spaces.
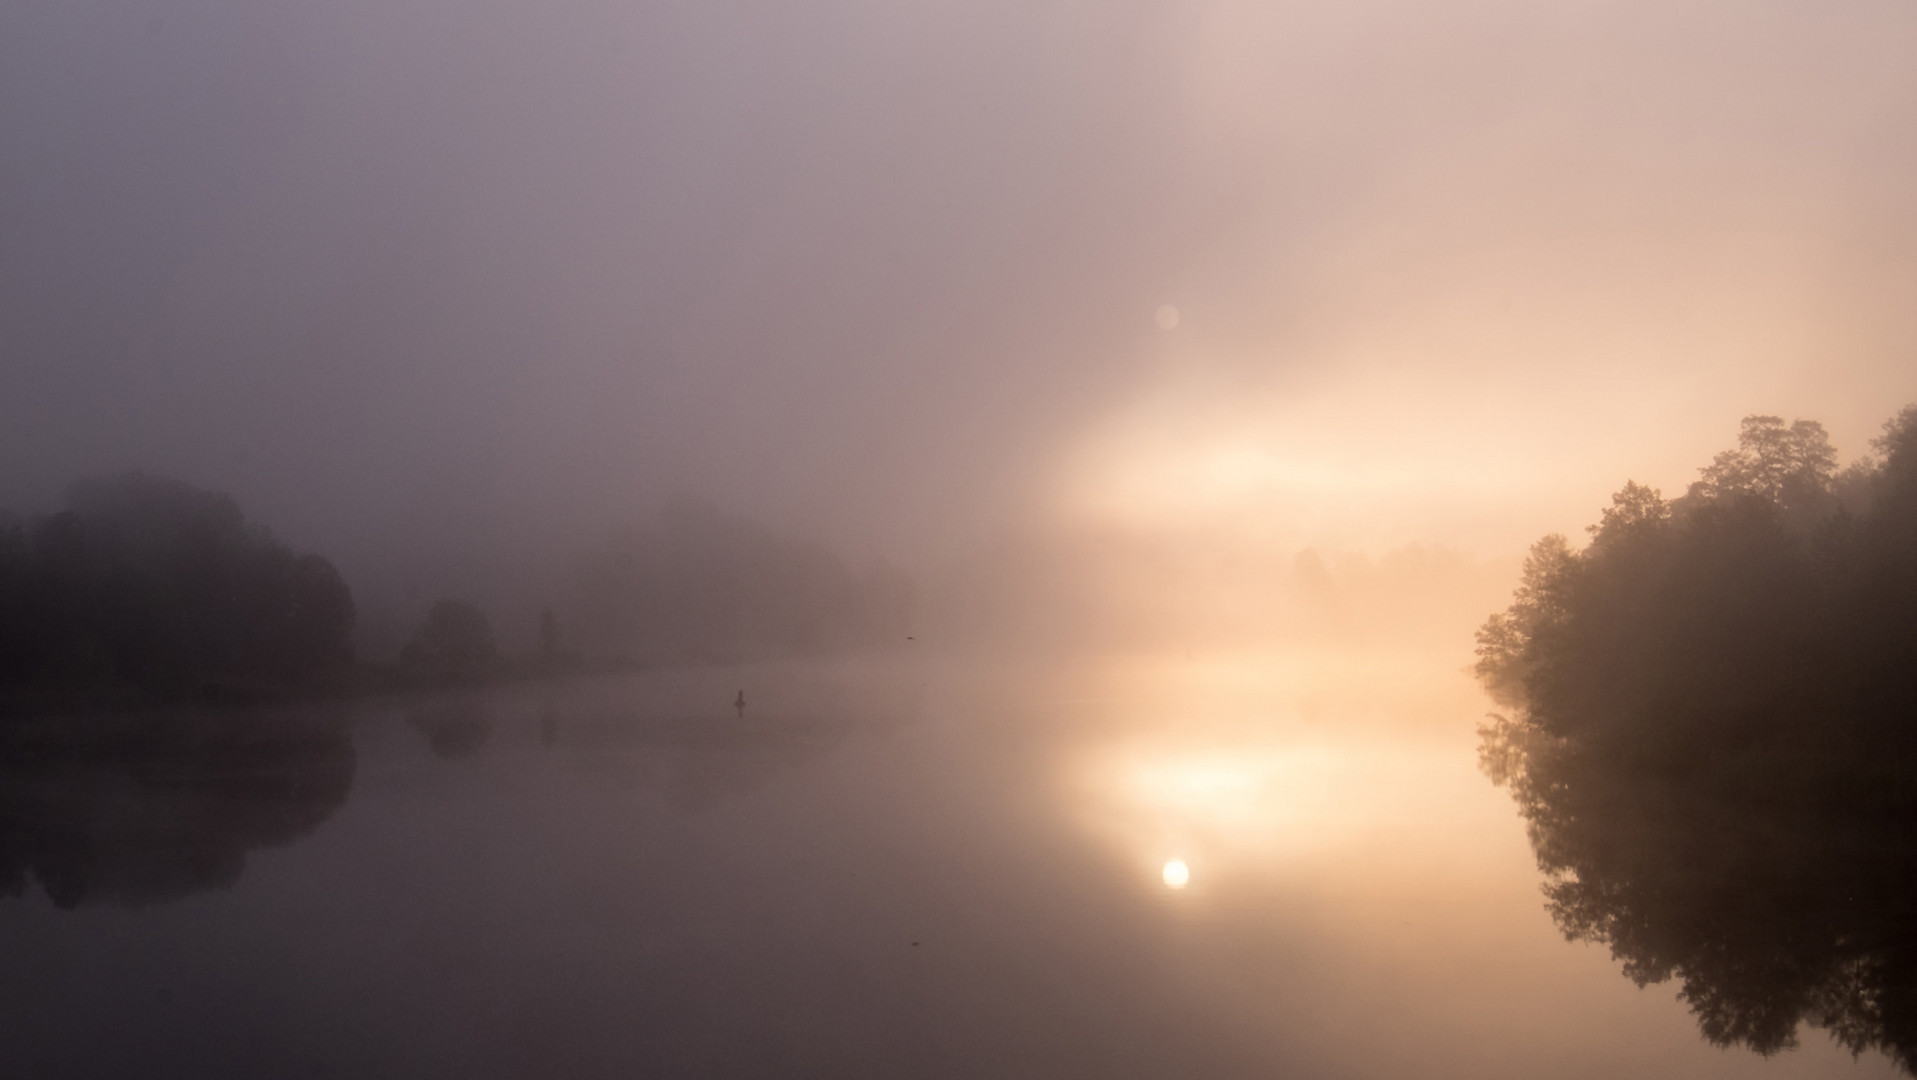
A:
6,0,1916,597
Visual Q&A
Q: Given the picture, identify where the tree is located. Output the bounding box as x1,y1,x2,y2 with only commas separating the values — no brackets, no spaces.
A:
399,599,503,684
1689,415,1838,524
0,472,356,707
1477,408,1917,1073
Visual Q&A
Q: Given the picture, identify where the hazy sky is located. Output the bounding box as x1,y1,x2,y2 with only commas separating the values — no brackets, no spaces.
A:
6,0,1916,587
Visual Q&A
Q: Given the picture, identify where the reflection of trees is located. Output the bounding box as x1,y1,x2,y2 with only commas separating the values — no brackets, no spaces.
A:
539,676,863,811
0,712,355,909
407,699,495,760
627,715,852,812
1478,408,1917,1072
537,711,854,811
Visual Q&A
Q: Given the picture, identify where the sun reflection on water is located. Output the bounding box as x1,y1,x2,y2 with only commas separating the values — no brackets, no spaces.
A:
1059,650,1517,897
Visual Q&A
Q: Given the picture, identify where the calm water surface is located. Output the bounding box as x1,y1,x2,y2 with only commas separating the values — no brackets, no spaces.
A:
0,653,1898,1078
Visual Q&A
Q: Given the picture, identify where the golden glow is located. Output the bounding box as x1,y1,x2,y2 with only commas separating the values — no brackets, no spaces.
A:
1059,650,1526,893
1075,731,1517,887
1053,374,1590,557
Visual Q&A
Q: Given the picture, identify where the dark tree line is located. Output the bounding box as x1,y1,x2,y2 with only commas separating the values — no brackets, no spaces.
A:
1476,408,1917,1071
0,473,355,711
0,474,917,715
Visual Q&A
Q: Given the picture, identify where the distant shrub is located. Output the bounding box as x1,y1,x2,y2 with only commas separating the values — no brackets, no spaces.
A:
398,598,504,684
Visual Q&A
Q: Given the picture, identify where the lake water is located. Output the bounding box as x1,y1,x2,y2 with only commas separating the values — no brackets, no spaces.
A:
0,652,1900,1079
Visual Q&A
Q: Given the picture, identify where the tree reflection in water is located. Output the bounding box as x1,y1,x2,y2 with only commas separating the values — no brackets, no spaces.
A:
1477,409,1917,1072
407,698,495,760
0,712,354,909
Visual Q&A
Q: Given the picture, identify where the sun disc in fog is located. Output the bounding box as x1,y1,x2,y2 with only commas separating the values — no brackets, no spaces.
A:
1162,859,1190,887
1155,304,1180,330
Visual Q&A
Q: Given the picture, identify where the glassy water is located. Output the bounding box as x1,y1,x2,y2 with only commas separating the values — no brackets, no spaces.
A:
0,654,1900,1079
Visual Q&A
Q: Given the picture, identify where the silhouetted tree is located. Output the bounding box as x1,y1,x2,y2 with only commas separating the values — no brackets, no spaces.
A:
399,598,503,684
0,472,354,709
1477,407,1917,1072
1689,415,1838,514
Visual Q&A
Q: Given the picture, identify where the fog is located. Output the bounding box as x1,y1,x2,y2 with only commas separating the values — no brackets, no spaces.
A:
13,7,1917,1071
8,0,1917,648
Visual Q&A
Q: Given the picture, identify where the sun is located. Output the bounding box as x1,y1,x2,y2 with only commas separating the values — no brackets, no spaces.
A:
1162,859,1191,888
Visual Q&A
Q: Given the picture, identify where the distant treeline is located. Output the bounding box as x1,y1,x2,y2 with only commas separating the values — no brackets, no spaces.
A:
0,475,912,715
567,496,913,666
1477,408,1917,1071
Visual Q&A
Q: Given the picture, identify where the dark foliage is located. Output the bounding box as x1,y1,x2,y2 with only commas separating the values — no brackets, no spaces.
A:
399,598,504,684
1477,408,1917,1071
0,473,355,710
0,711,354,908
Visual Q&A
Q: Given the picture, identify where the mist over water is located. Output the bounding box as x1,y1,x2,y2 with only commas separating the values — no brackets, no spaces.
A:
5,0,1917,1075
0,655,1903,1078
